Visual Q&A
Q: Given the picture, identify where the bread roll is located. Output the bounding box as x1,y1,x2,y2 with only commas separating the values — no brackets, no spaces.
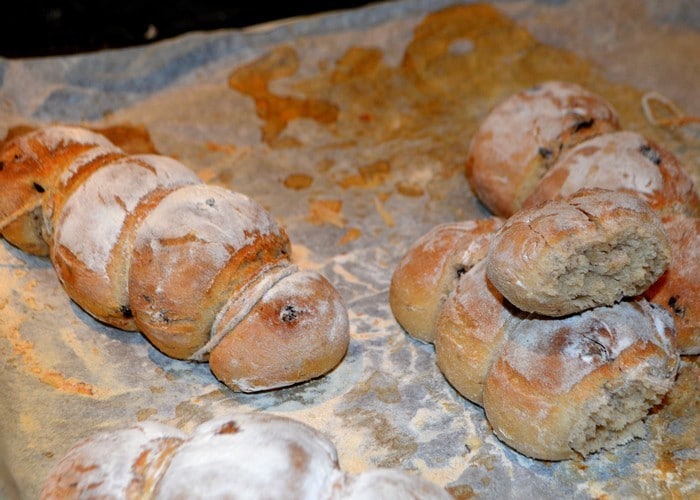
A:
1,126,350,392
523,131,700,217
465,81,620,217
0,126,115,255
208,270,350,392
644,214,700,355
434,259,526,404
486,188,671,317
389,218,503,343
482,299,679,461
41,413,451,499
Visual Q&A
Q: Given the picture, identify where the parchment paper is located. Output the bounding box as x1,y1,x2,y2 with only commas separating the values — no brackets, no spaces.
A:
1,1,698,498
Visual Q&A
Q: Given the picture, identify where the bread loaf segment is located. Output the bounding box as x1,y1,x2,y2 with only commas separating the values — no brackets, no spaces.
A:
41,422,187,499
524,131,700,217
482,300,679,460
486,189,671,316
389,218,503,343
41,413,452,499
0,126,115,255
644,214,700,354
129,184,292,360
209,270,350,392
50,154,201,330
465,81,620,217
435,260,526,405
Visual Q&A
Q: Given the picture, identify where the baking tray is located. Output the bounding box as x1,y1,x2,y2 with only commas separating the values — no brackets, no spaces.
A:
1,1,698,498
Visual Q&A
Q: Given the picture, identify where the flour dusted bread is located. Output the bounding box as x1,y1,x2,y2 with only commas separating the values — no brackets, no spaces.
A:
209,270,350,392
465,81,620,217
0,126,115,255
644,214,700,354
434,260,526,404
0,126,350,392
483,299,679,461
50,154,201,331
486,188,671,316
389,218,503,343
523,131,700,217
41,413,451,499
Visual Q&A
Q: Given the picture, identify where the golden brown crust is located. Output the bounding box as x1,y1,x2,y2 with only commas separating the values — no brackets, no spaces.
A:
0,205,49,256
486,188,671,316
524,131,700,217
0,126,115,254
465,81,620,217
434,260,525,405
49,155,201,331
389,218,503,343
644,214,700,355
482,300,679,461
128,184,292,359
209,270,350,392
2,125,350,393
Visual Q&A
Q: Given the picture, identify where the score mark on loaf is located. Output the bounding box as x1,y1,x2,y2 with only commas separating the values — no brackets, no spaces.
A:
0,126,350,393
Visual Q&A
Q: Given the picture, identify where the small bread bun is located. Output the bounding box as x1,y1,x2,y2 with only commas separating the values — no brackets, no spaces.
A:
644,214,700,355
41,413,451,499
434,260,526,404
0,126,114,255
389,218,503,343
208,270,350,392
524,131,700,217
49,154,201,330
128,184,292,360
466,81,620,217
482,299,679,461
153,413,341,499
486,188,671,317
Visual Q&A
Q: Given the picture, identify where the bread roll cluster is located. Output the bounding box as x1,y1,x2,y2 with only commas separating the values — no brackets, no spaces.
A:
0,126,350,392
466,81,700,354
390,81,699,460
41,412,451,499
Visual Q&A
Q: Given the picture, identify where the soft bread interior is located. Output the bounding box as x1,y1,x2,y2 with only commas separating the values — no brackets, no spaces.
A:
569,361,675,457
558,229,669,311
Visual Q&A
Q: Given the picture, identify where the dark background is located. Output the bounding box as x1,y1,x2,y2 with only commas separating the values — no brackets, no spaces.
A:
1,1,380,58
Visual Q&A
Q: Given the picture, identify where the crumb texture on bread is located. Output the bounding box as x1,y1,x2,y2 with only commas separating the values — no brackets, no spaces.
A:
487,189,671,316
483,300,679,460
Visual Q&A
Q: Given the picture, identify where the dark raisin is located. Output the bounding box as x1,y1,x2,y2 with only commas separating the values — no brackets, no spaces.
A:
538,147,553,160
206,198,215,207
142,295,152,303
572,118,595,133
281,305,299,323
640,144,662,165
217,421,240,434
119,305,133,318
33,182,45,193
0,161,4,171
13,153,20,160
455,265,469,278
668,296,685,317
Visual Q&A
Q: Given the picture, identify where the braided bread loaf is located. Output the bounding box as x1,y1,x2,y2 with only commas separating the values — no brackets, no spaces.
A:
41,412,451,499
390,189,680,460
0,126,349,392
